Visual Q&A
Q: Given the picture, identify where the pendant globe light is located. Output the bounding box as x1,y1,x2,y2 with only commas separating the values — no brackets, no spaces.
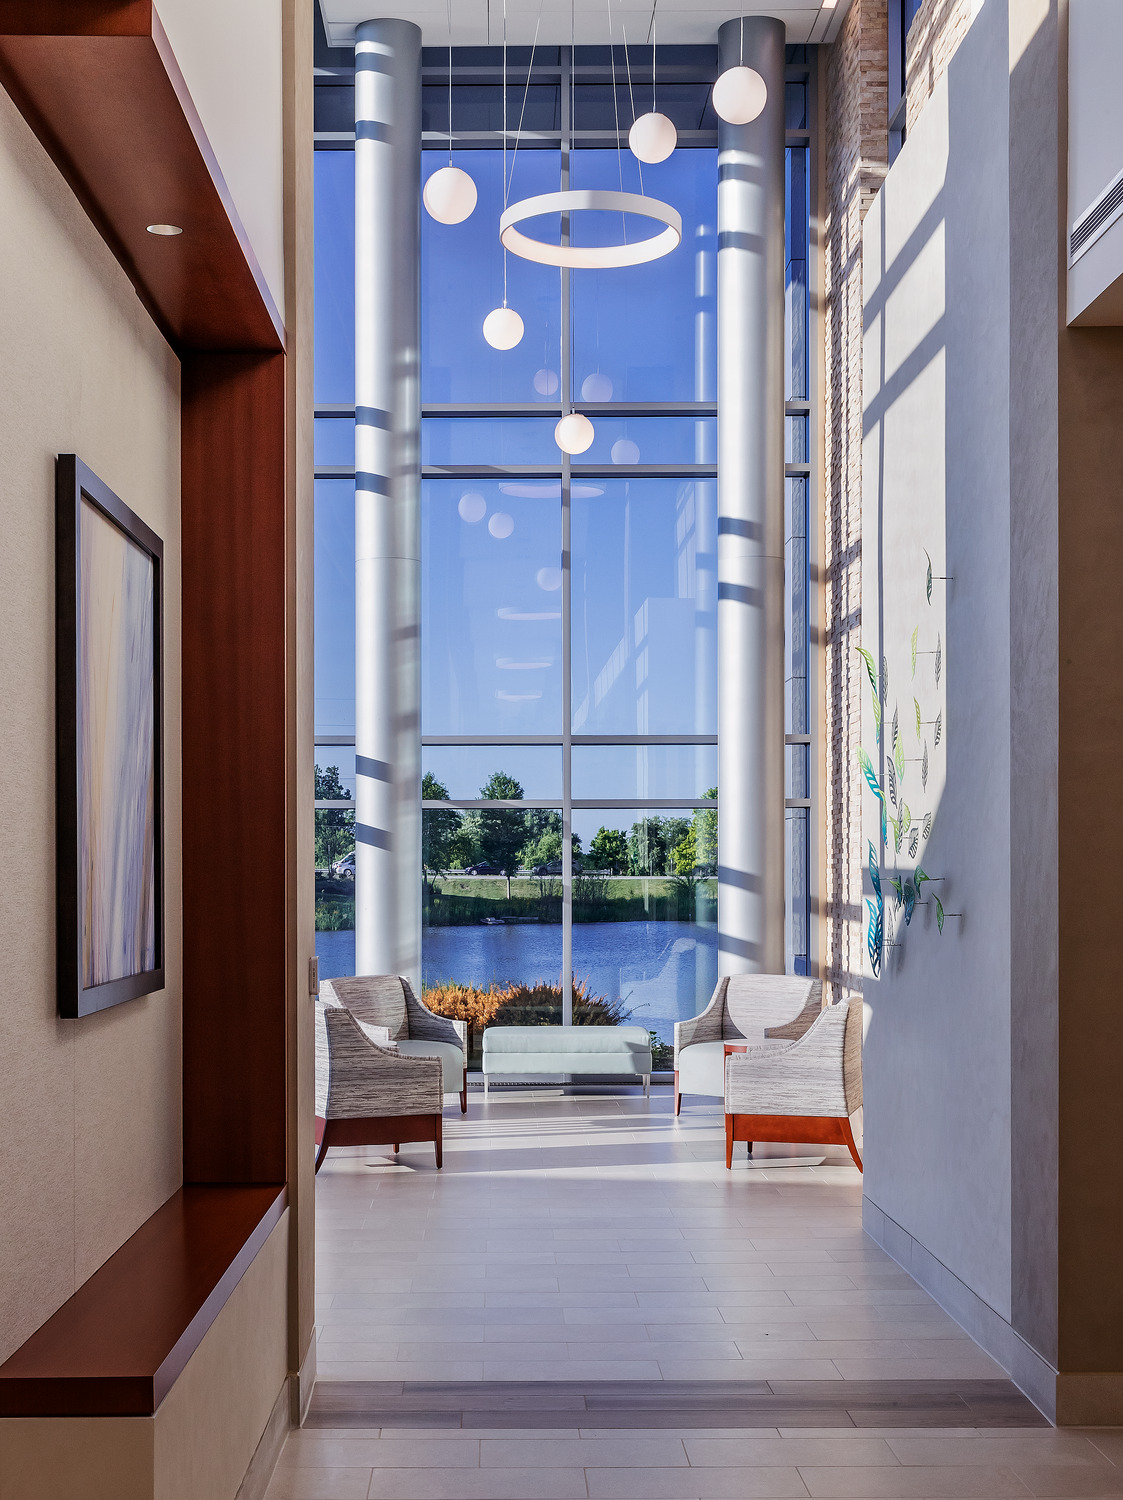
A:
628,5,676,164
424,0,478,222
483,0,527,349
555,413,595,455
712,15,767,125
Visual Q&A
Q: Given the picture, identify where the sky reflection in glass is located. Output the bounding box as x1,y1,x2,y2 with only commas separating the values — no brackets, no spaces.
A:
314,479,355,735
422,150,562,404
423,478,562,734
571,478,716,735
570,150,716,403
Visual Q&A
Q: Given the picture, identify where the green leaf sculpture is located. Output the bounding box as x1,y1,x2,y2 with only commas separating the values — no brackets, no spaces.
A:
868,841,882,901
903,880,916,926
909,827,919,859
915,865,931,900
890,875,903,906
887,757,898,807
914,697,922,741
881,654,889,701
934,895,945,933
894,732,905,788
892,705,899,752
911,626,918,679
934,709,942,747
935,633,942,688
867,897,883,978
922,742,929,791
856,646,877,691
872,689,882,744
923,810,933,841
899,803,912,839
857,747,884,804
925,550,933,605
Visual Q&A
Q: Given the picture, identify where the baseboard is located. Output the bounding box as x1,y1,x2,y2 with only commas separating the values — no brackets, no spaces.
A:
234,1378,289,1500
292,1333,316,1426
862,1196,1059,1423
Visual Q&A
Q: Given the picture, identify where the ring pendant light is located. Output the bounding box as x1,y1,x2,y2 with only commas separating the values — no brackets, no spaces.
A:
501,0,680,270
500,190,681,268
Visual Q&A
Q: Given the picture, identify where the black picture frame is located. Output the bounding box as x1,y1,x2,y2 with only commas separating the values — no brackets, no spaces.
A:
56,455,165,1018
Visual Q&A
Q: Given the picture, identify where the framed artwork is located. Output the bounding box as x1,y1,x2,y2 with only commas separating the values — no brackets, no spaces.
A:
56,455,164,1017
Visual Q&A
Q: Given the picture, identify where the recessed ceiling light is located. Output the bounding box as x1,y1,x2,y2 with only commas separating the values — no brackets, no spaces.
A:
821,0,838,8
146,223,182,236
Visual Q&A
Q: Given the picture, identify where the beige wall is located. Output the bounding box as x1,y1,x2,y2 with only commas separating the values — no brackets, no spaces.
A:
0,82,182,1364
155,0,286,318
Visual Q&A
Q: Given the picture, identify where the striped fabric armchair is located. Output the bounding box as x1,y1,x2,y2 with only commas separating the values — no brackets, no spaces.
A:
323,974,469,1113
724,995,864,1171
315,1005,444,1171
673,974,824,1115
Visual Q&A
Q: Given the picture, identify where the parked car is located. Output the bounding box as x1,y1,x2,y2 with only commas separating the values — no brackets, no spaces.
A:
332,852,356,879
465,861,503,875
532,860,564,876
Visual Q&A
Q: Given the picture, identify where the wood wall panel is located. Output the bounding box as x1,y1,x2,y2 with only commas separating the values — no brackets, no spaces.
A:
181,350,288,1185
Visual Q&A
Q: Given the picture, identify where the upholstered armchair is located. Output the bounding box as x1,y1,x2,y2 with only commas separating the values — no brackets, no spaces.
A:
673,974,824,1114
724,995,864,1171
315,1005,444,1170
322,973,468,1113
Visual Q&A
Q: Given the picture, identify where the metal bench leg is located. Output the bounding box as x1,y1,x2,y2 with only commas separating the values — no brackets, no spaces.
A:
643,1073,650,1098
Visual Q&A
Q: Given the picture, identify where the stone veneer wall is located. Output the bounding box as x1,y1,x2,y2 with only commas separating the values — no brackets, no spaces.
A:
821,0,888,998
905,0,975,131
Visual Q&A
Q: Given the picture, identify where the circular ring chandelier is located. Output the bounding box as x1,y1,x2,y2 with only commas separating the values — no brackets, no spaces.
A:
499,189,682,269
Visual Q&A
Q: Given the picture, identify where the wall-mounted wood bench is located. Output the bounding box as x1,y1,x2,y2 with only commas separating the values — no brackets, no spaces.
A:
0,1186,286,1418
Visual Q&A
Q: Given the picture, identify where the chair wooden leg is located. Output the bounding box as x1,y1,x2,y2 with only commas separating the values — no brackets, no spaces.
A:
460,1072,468,1114
393,1144,399,1153
841,1116,863,1172
725,1112,734,1169
434,1114,443,1169
314,1133,330,1173
674,1070,681,1116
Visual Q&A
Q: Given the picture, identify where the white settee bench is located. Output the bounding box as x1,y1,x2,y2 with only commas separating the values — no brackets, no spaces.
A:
482,1025,653,1095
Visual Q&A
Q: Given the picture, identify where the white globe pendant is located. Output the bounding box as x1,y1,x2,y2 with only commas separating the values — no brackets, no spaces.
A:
711,65,768,125
555,413,595,456
423,165,477,224
629,111,677,164
483,305,524,350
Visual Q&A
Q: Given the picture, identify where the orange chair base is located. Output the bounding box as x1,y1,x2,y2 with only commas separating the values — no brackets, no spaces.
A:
725,1111,862,1171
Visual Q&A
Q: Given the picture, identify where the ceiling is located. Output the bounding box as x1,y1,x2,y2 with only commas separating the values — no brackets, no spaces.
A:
317,0,853,49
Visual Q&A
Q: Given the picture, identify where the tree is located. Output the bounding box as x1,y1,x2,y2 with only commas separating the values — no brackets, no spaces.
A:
421,772,462,884
589,825,627,873
314,764,355,873
477,770,528,872
692,787,718,873
672,827,697,875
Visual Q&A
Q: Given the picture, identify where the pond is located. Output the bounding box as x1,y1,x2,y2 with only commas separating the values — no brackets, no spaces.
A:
315,920,718,1046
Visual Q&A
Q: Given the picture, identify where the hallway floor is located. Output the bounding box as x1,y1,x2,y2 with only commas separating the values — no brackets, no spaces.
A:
265,1090,1123,1499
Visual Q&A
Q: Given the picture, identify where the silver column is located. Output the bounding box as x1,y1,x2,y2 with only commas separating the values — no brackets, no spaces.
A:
716,15,786,976
354,18,422,987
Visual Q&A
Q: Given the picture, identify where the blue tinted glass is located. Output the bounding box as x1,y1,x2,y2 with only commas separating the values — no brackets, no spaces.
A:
784,81,807,130
314,479,355,735
315,743,356,784
314,151,355,403
786,146,809,401
577,416,715,466
572,745,717,801
570,150,717,403
423,478,562,734
422,745,562,800
422,419,561,467
785,413,809,464
314,417,355,467
571,478,717,734
786,476,809,735
786,743,810,800
786,805,810,974
422,150,562,403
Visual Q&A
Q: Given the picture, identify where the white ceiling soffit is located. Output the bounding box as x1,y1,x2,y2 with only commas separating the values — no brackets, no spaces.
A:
319,0,853,50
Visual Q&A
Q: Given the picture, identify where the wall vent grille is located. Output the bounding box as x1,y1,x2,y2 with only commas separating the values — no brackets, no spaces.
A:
1070,166,1123,265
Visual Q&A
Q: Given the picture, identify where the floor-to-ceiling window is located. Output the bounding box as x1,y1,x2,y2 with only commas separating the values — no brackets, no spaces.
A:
312,35,818,1053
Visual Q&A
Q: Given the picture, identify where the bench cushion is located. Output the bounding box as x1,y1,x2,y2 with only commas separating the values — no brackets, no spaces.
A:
483,1025,652,1074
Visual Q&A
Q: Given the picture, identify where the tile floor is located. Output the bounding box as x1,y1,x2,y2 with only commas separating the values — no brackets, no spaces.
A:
264,1088,1123,1499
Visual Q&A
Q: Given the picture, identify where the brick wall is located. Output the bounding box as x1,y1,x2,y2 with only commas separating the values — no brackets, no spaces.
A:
821,0,888,998
905,0,975,131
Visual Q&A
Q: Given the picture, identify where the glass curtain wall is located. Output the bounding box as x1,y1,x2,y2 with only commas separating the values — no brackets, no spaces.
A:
312,39,818,1046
